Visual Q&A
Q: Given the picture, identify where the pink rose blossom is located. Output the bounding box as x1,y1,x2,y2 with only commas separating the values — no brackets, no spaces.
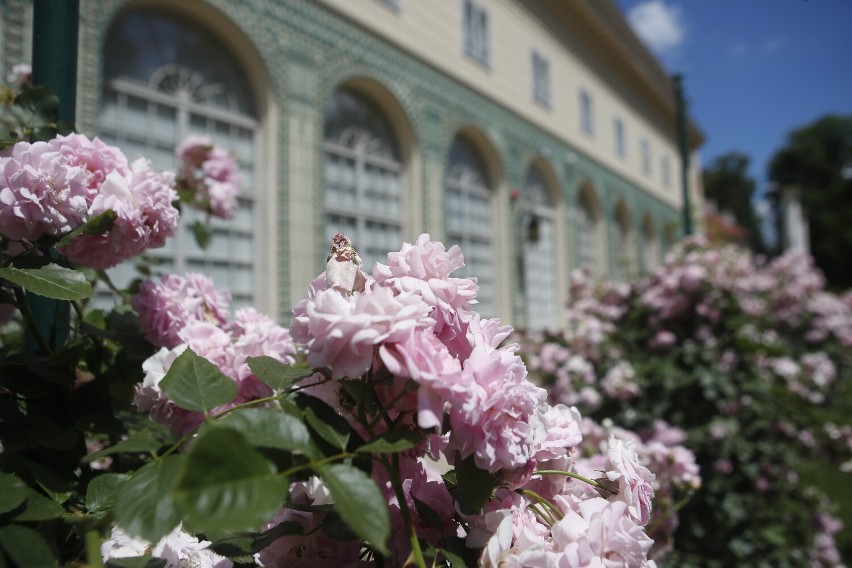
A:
605,436,656,525
132,272,231,348
47,133,130,200
448,343,547,473
175,135,241,219
551,495,655,567
300,285,434,380
61,158,179,268
373,233,479,311
102,524,232,567
0,140,88,240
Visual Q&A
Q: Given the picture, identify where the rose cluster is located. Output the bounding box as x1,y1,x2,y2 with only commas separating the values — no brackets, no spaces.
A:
129,234,659,567
174,134,241,219
132,272,297,437
0,133,178,268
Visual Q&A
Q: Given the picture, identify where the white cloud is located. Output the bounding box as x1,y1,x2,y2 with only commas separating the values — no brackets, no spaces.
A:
626,0,686,55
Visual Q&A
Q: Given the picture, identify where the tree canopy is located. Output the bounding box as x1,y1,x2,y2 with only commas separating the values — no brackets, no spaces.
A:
702,151,764,252
769,114,852,289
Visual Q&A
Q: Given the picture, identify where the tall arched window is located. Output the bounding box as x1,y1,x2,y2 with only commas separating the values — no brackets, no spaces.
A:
522,165,557,329
98,9,259,308
446,136,495,315
576,188,599,276
641,215,658,273
612,203,633,281
323,88,403,268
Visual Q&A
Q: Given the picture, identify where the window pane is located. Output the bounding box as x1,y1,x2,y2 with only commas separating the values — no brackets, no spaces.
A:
323,88,404,268
96,9,259,311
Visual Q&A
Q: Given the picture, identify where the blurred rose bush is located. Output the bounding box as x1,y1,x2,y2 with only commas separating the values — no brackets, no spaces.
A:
517,236,852,567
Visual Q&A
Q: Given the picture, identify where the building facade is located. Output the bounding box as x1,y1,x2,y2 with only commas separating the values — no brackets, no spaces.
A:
1,0,704,330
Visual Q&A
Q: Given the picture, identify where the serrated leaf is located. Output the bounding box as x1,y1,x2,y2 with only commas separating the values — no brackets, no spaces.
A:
303,403,350,451
55,209,117,248
13,488,64,521
0,264,93,300
114,456,182,542
159,348,237,413
356,431,421,454
215,407,312,454
209,521,303,557
0,474,27,514
455,454,497,513
318,463,390,556
86,473,130,514
82,429,162,463
246,356,314,392
191,220,213,250
0,524,57,567
172,427,288,533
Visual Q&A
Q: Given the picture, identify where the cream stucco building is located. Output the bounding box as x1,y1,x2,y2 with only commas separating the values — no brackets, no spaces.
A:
1,0,704,330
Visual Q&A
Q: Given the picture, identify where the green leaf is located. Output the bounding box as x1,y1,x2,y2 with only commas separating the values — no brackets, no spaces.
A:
159,348,238,413
191,220,213,250
0,264,93,300
172,427,288,533
86,473,130,514
82,429,162,463
114,456,183,542
356,431,421,455
215,408,313,454
455,454,497,513
209,521,303,557
10,86,66,141
246,356,315,391
303,403,350,451
13,488,64,521
0,524,57,568
0,474,27,515
54,210,117,248
318,463,390,556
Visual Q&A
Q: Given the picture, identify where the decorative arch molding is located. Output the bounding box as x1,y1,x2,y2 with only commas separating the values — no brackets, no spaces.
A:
80,0,278,133
81,0,281,315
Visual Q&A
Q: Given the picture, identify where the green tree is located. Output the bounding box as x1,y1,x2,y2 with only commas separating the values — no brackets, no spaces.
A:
769,114,852,289
702,152,765,252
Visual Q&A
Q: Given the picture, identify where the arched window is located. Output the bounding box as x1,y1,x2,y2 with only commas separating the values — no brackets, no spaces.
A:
612,203,633,281
323,88,403,268
576,188,599,275
641,215,658,273
522,165,557,329
98,9,259,308
446,136,495,315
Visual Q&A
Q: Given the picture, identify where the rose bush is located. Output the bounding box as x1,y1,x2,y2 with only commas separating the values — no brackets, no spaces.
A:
517,236,852,567
0,84,659,566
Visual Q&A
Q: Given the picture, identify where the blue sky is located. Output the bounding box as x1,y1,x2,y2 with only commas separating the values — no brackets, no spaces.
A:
616,0,852,197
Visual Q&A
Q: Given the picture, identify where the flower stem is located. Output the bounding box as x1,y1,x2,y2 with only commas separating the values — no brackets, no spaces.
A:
382,455,427,568
533,469,618,496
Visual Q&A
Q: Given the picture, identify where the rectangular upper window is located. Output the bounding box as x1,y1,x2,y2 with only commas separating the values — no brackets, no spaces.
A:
463,0,490,66
580,89,594,135
641,138,651,175
614,117,626,158
662,155,672,189
532,50,550,106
